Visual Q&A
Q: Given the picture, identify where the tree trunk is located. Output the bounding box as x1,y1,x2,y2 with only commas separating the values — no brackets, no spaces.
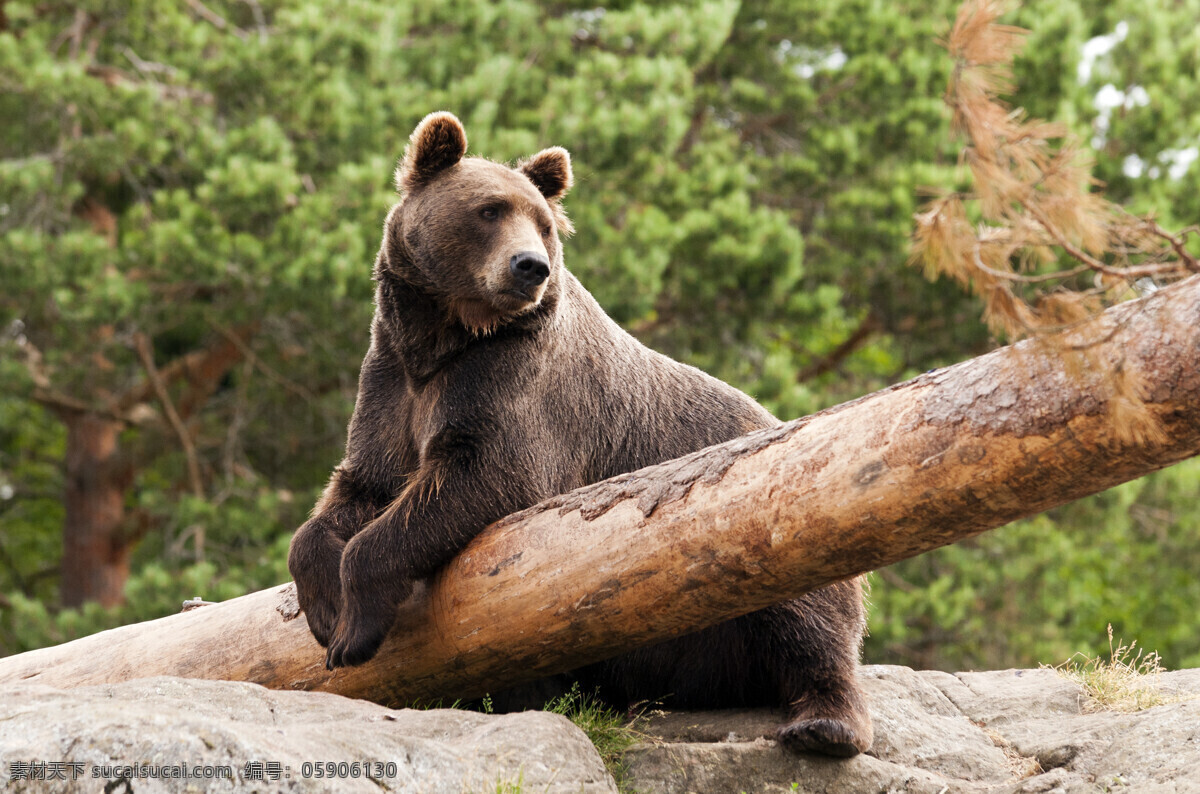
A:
60,414,132,608
40,326,258,607
2,276,1197,704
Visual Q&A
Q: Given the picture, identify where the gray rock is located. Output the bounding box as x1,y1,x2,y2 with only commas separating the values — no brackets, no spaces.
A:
0,677,616,793
3,666,1198,793
623,739,963,794
997,674,1200,794
931,668,1086,727
624,664,1200,793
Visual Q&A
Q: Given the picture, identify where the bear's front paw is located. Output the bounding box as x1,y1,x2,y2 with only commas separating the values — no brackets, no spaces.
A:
324,603,397,669
289,518,351,648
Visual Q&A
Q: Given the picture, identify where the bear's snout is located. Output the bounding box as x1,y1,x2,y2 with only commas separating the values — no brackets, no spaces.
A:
509,251,551,291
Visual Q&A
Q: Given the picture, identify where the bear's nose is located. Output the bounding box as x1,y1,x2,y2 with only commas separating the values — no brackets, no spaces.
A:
510,252,551,289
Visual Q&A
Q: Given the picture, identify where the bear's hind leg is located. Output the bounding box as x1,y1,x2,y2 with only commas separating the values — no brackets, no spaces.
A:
764,579,873,757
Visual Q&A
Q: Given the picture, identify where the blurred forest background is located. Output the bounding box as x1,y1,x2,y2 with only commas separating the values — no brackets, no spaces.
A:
2,0,1198,672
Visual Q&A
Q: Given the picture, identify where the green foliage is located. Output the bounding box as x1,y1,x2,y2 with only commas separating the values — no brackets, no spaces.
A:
0,491,305,654
1070,0,1200,229
867,458,1200,671
1,0,1198,675
0,399,64,600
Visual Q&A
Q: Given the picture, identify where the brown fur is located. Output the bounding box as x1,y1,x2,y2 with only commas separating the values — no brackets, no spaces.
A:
288,112,873,757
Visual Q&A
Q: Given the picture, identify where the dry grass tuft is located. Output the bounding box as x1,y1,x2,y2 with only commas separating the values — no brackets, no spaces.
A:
1048,624,1170,713
983,727,1044,780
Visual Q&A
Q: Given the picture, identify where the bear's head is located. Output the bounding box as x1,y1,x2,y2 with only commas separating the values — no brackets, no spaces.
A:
383,112,574,335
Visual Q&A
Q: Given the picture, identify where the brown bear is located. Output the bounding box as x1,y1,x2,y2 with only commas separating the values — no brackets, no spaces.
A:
288,111,873,757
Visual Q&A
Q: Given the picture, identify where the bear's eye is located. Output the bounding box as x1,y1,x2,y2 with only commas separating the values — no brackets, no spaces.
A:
540,224,553,238
479,206,500,221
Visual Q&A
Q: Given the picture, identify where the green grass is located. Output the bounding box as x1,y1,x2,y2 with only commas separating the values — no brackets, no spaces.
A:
405,683,644,790
543,682,644,790
491,769,525,793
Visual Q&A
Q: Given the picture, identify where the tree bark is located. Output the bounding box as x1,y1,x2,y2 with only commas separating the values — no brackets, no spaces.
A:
60,414,132,608
2,276,1198,705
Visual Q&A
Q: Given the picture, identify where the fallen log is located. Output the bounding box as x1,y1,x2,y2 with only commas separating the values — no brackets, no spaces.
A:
1,276,1197,705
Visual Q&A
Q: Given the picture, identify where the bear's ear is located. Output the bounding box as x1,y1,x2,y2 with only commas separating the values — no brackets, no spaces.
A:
396,111,468,193
518,147,573,201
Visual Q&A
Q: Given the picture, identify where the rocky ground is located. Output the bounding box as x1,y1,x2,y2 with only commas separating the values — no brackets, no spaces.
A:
0,677,614,793
624,665,1200,793
1,665,1197,792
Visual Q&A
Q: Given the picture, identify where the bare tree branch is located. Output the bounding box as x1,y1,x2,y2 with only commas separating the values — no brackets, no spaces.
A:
795,312,880,382
1018,198,1179,281
132,332,204,501
113,323,257,417
208,320,318,407
241,0,268,42
1142,219,1200,273
183,0,249,40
